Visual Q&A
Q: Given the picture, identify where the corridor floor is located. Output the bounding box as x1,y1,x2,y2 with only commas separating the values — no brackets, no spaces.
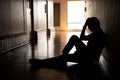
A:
0,31,109,80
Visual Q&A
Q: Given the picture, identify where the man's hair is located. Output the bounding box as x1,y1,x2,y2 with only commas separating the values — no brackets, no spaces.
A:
87,17,100,27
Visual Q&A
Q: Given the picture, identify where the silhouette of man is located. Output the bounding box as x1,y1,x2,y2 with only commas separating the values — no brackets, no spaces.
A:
29,17,106,67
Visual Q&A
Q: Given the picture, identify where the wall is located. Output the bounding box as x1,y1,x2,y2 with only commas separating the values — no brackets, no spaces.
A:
48,0,54,31
33,0,54,32
0,0,30,54
34,0,46,31
0,0,26,35
87,0,120,78
53,0,67,30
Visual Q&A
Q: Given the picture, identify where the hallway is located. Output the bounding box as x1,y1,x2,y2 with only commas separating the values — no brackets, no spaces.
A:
1,0,120,80
0,31,108,80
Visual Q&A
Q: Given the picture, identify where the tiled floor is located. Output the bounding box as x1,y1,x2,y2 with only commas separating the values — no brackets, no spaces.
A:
0,31,109,80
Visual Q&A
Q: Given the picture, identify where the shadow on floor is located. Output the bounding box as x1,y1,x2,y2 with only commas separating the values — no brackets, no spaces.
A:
29,60,107,80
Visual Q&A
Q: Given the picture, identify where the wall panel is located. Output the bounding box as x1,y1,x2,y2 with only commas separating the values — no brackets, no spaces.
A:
0,0,26,36
0,0,30,54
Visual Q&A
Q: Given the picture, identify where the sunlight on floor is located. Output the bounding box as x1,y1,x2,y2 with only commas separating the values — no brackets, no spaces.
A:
67,62,78,66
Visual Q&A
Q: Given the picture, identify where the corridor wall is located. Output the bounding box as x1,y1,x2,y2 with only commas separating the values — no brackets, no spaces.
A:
0,0,30,54
87,0,120,78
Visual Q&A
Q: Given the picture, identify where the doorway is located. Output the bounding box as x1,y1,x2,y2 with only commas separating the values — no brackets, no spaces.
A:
67,1,86,30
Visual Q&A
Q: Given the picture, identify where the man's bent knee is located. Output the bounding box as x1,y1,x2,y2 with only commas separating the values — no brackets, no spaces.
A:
70,35,80,41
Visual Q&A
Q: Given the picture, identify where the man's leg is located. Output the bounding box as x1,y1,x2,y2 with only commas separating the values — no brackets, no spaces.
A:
62,35,85,55
29,55,67,68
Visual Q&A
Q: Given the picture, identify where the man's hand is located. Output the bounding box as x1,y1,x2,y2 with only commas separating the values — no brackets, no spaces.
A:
83,25,87,29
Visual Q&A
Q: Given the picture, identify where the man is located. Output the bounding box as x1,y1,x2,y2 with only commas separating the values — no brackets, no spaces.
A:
29,17,106,67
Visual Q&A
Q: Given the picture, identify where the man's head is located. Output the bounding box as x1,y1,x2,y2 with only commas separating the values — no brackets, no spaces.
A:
86,17,100,31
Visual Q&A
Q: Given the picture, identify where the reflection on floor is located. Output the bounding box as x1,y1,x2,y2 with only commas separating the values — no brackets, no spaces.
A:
0,31,109,80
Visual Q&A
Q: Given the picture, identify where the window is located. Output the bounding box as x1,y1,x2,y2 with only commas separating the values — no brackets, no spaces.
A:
67,1,85,30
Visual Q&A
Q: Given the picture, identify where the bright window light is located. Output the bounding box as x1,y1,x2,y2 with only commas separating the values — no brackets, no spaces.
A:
67,1,85,30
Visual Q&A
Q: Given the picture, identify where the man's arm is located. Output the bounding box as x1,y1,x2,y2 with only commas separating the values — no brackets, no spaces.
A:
80,24,87,39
